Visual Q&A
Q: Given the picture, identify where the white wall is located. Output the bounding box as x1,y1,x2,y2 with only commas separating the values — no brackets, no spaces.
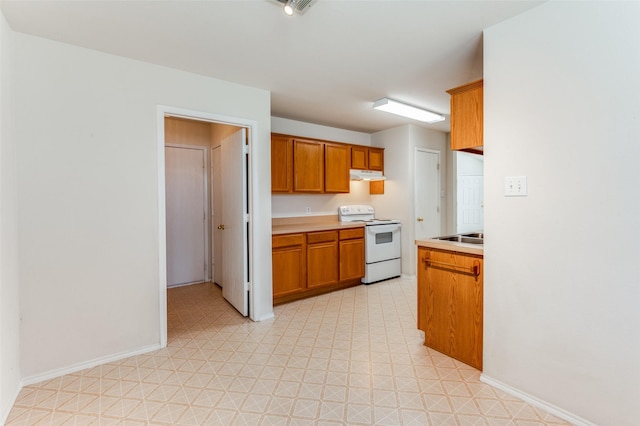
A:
0,11,21,424
371,124,448,276
271,116,373,217
15,33,272,381
483,2,640,425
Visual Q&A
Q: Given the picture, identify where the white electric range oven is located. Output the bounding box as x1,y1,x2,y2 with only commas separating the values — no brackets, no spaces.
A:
338,205,402,284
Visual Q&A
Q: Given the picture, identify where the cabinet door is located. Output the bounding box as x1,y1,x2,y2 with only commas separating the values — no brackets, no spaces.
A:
293,139,324,192
325,143,351,193
368,148,384,171
339,238,364,281
447,80,483,150
272,234,306,298
351,146,368,169
271,134,293,192
419,247,483,370
307,231,339,288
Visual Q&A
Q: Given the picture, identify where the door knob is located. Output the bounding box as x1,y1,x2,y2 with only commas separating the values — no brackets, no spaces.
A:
417,217,424,222
217,224,225,230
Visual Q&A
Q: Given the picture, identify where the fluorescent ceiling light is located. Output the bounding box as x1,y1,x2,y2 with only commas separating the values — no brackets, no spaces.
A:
373,98,444,123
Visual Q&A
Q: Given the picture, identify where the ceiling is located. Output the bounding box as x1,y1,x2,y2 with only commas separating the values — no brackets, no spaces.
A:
1,0,543,134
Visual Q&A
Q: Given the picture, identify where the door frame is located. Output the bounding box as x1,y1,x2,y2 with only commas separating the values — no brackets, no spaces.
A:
157,105,257,347
165,144,210,285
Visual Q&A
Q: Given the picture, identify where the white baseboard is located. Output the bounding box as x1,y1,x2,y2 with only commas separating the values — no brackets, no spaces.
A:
480,374,595,426
21,343,162,387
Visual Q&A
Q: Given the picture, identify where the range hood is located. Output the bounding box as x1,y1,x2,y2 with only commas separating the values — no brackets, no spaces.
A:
350,169,386,181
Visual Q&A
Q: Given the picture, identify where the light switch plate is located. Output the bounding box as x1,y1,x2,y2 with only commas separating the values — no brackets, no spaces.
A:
504,176,528,196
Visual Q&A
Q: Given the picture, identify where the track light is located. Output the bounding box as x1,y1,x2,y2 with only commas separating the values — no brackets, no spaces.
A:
283,0,297,16
373,98,445,123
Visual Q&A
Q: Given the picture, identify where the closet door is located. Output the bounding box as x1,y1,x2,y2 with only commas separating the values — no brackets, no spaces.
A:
165,146,207,287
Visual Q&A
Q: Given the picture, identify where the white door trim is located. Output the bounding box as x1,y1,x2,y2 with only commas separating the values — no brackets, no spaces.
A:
157,105,258,348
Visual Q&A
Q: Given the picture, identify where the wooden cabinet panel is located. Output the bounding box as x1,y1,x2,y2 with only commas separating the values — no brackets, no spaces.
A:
339,227,364,240
339,238,364,281
368,148,384,171
307,241,339,288
293,139,324,192
325,143,351,193
351,146,368,169
271,134,293,192
447,80,483,151
418,247,483,370
272,234,306,298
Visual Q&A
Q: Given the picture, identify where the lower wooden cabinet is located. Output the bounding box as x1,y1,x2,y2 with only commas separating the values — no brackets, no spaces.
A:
307,231,339,288
272,227,365,304
417,246,483,370
339,229,365,281
272,234,306,298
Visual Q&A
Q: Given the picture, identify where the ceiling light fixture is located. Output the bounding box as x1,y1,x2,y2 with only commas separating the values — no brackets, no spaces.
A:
283,0,297,16
373,98,445,123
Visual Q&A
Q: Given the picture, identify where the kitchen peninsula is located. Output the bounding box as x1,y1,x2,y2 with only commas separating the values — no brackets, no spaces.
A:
415,236,484,370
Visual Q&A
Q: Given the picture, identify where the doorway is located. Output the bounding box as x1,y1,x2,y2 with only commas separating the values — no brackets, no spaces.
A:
159,107,255,346
414,148,441,240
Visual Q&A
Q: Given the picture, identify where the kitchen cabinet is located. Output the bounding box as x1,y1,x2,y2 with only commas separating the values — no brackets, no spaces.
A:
272,234,306,298
417,246,483,370
271,134,293,192
447,79,483,151
272,225,365,304
324,143,351,193
307,231,339,288
293,138,324,192
368,147,384,171
350,145,385,195
271,133,384,195
350,146,384,171
339,228,365,281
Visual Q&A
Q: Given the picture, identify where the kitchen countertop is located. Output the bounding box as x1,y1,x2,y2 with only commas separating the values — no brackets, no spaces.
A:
415,237,484,256
273,215,364,235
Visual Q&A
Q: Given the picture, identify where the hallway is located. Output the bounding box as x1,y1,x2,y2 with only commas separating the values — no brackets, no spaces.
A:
6,278,568,425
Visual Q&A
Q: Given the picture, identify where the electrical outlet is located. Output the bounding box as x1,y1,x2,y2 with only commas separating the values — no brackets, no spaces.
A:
504,176,528,196
305,207,311,214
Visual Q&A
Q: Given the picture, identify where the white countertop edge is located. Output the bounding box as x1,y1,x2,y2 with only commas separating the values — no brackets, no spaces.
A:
415,238,484,256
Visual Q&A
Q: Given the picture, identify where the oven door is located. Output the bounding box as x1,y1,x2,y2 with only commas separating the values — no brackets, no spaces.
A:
365,224,401,263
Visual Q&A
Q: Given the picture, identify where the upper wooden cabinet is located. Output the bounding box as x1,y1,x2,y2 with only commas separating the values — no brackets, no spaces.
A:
350,146,384,171
368,148,384,171
325,143,351,193
293,139,324,192
271,133,384,194
447,80,483,151
271,134,293,192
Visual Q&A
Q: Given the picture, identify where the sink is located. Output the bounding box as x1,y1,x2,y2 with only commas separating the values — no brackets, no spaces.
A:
434,233,484,245
461,232,484,239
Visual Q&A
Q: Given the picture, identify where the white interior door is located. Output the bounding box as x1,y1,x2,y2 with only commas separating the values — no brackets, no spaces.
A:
457,175,484,233
414,149,441,240
165,146,207,287
211,146,223,286
221,128,249,316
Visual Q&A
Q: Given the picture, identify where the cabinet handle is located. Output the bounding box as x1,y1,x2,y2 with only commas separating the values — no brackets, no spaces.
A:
422,257,481,277
217,224,225,230
417,217,424,222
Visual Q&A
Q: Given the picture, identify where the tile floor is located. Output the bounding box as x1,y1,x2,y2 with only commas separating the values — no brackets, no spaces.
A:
6,277,570,425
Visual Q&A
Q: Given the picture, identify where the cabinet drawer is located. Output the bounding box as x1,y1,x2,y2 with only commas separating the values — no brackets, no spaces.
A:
272,233,304,248
307,231,338,244
339,227,364,240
